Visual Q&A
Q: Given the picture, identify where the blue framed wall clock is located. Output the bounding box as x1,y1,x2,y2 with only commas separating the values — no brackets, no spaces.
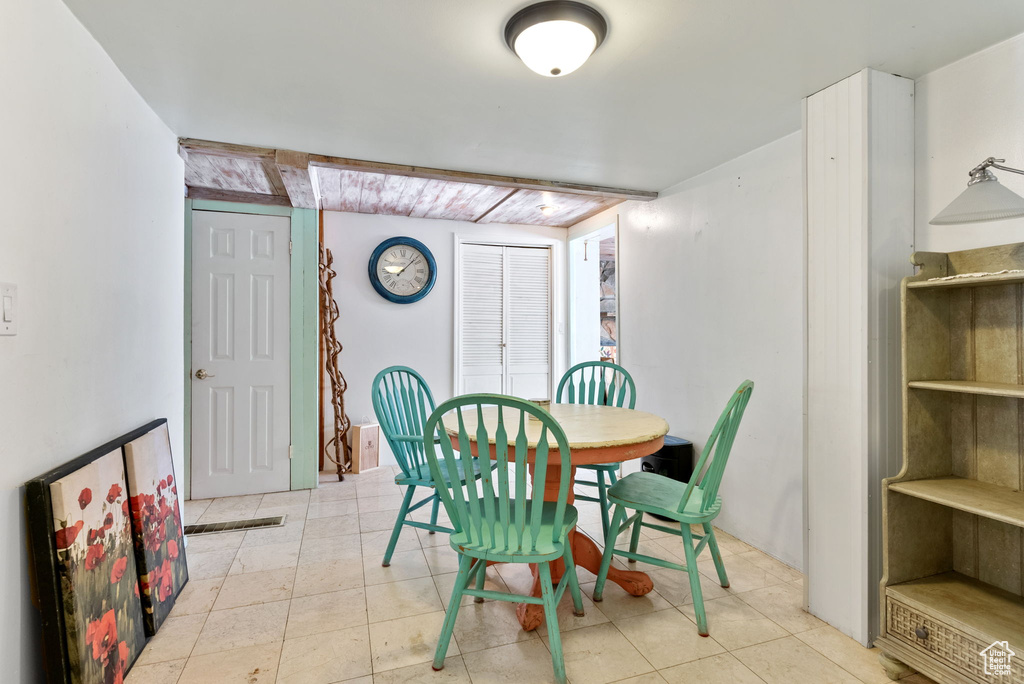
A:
368,236,437,304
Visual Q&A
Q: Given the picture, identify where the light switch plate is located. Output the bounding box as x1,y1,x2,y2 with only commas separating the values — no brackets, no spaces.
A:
1,283,17,336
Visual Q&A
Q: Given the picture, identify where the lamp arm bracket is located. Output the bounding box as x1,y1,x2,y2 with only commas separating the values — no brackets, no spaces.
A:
972,157,1024,177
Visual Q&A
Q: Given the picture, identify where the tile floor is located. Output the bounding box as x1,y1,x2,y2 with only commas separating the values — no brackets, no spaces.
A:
126,467,936,684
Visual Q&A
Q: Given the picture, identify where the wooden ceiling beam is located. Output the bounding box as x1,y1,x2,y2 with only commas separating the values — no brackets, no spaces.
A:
275,150,318,209
308,154,657,202
186,186,292,207
179,138,276,161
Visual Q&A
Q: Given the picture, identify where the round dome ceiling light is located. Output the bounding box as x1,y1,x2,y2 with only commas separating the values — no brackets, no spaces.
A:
504,1,608,78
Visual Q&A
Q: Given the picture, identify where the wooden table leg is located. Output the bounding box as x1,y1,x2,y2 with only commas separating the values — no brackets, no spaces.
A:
516,464,653,632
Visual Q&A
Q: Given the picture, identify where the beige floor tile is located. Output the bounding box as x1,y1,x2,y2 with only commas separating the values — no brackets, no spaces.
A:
212,567,294,610
448,599,539,654
299,532,362,565
372,655,471,683
305,514,362,541
900,676,937,684
358,493,406,513
169,577,223,617
363,549,431,585
177,642,282,683
732,636,861,684
136,614,206,665
616,674,669,684
710,529,756,556
368,611,460,672
308,499,360,519
287,587,368,639
659,653,764,684
183,499,212,525
697,554,784,594
361,528,421,556
643,567,729,607
228,540,301,575
357,482,407,499
277,625,371,684
582,580,672,621
735,550,803,583
434,567,510,608
293,558,365,598
240,519,305,548
366,576,443,623
191,600,289,656
795,626,891,684
125,657,186,684
535,589,610,636
360,509,406,533
260,490,310,508
417,527,451,548
185,531,246,554
310,482,358,502
186,549,237,580
254,503,308,521
735,582,826,634
198,495,263,522
545,622,654,684
423,544,462,575
613,608,724,669
493,563,536,596
678,595,789,650
462,640,559,683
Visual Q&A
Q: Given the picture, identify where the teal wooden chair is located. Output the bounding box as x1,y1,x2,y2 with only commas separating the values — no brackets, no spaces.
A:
371,366,492,567
556,361,636,538
424,394,583,684
593,380,754,637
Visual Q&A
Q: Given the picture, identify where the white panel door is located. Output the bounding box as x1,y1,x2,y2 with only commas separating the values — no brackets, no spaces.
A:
457,243,551,398
506,247,551,399
191,210,291,499
459,243,505,394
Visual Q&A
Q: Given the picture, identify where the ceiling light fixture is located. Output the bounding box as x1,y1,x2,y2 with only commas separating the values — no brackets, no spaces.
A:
930,157,1024,225
505,1,607,78
538,204,557,216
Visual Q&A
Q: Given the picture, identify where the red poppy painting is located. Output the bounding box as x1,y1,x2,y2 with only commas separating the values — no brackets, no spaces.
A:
49,449,145,684
124,424,188,635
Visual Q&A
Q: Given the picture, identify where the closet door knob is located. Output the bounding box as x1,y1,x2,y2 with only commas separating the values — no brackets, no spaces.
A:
914,626,929,640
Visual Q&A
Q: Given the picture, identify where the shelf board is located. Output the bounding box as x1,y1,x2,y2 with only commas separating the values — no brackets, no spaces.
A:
907,271,1024,289
908,380,1024,400
889,477,1024,528
888,572,1024,651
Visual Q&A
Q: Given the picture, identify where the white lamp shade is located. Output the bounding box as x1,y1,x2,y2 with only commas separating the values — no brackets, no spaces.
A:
930,178,1024,225
513,19,598,77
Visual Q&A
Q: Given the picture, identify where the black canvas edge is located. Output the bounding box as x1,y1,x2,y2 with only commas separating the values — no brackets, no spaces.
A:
23,418,167,684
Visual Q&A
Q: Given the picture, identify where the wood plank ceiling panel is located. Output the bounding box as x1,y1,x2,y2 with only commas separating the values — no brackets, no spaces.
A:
316,167,346,212
357,172,387,214
382,175,432,215
337,169,364,213
477,189,622,227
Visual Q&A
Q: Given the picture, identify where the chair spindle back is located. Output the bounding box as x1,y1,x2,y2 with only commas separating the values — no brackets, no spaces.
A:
556,361,636,409
371,366,437,480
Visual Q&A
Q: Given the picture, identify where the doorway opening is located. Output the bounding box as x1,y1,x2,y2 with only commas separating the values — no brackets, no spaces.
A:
569,221,618,367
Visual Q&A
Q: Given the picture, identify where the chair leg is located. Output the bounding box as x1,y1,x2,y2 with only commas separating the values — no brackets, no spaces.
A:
627,509,643,563
596,470,610,539
473,557,487,602
539,562,567,684
562,543,584,616
382,485,416,567
433,554,474,670
593,504,626,602
703,523,730,588
681,525,709,636
428,494,440,534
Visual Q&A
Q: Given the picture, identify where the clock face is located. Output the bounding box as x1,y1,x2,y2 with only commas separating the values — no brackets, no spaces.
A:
368,237,436,303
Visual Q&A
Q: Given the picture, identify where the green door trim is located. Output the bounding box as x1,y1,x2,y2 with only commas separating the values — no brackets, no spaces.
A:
184,199,319,498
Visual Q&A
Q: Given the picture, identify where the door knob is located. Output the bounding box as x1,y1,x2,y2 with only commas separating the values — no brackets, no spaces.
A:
195,369,215,380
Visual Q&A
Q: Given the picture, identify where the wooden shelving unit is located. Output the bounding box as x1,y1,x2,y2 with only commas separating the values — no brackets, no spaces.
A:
877,243,1024,684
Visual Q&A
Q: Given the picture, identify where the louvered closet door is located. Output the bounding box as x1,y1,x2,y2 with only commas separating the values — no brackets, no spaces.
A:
460,244,505,393
505,247,550,398
458,243,551,398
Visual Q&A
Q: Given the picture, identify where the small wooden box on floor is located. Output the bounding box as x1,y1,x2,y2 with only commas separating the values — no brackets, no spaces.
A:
349,423,379,474
877,242,1024,683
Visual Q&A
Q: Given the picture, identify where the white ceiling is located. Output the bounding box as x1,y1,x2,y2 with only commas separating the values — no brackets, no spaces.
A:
66,0,1024,191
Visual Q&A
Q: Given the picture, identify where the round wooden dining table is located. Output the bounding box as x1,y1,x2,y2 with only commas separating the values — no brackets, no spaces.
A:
443,402,670,631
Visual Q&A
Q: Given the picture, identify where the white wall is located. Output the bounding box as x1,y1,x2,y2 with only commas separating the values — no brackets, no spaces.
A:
916,32,1024,252
572,133,806,569
0,0,184,680
322,211,566,466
